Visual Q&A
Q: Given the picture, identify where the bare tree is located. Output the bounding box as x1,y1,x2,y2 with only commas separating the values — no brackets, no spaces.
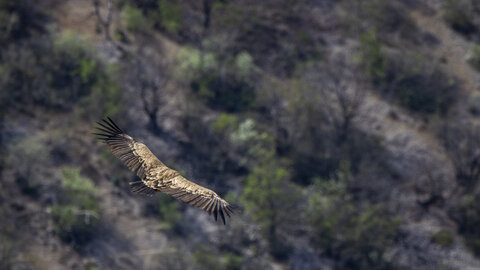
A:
93,0,113,41
313,59,366,146
125,53,170,135
442,120,480,188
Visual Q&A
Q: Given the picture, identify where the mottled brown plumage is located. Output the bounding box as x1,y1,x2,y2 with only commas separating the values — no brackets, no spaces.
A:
95,117,233,224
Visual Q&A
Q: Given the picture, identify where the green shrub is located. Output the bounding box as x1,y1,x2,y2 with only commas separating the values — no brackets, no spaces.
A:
211,113,238,133
156,195,181,231
121,5,151,34
0,30,122,116
361,46,458,114
467,44,480,71
343,0,417,41
6,135,46,197
177,48,256,112
241,151,300,259
358,29,387,84
451,192,480,256
308,177,400,269
193,247,244,270
0,0,47,42
193,248,222,270
431,229,454,247
126,0,181,35
443,0,477,36
0,235,15,270
156,0,181,34
52,167,100,246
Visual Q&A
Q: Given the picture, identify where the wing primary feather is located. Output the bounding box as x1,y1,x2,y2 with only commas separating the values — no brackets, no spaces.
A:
129,181,156,196
184,194,198,204
213,200,218,221
219,202,226,224
107,117,124,133
102,119,117,131
96,122,116,134
188,196,204,206
96,126,115,135
197,198,210,209
204,199,215,213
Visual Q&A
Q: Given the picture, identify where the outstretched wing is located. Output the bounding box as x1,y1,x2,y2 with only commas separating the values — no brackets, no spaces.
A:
159,175,234,224
94,117,164,180
95,117,233,224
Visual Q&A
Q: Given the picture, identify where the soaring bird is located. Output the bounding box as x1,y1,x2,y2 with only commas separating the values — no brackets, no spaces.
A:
95,117,233,224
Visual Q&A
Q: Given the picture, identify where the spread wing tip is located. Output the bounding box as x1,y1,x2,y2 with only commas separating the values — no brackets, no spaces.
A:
94,117,124,141
209,197,233,225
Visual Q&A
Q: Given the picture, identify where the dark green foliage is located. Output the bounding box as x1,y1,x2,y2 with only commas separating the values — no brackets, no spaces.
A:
180,49,256,112
0,31,122,117
121,5,152,34
308,176,400,269
156,0,181,34
156,195,182,231
343,0,418,42
359,29,387,84
443,0,478,36
468,44,480,71
0,0,47,44
450,192,480,256
241,151,300,259
360,44,459,114
431,230,454,247
0,235,14,270
193,247,244,270
127,0,181,34
52,167,100,246
6,135,46,197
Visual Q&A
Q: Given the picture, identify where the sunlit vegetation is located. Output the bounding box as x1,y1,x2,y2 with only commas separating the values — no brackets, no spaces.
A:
51,167,101,246
432,229,455,248
308,175,400,269
193,247,244,270
242,151,300,259
467,44,480,71
0,30,122,118
155,195,182,232
177,47,256,112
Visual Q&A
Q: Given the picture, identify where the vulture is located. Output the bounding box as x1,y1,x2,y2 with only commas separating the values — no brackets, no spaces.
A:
95,117,233,224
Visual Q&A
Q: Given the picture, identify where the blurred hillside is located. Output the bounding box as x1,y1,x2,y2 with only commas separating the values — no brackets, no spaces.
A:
2,0,480,269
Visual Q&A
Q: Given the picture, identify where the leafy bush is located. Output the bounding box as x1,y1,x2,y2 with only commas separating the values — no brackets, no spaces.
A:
0,31,122,117
308,177,400,269
0,235,15,270
358,29,387,84
443,0,477,36
450,191,480,256
193,247,244,270
343,0,418,41
177,48,256,112
121,5,152,34
51,167,100,246
156,0,181,34
126,0,181,34
6,135,46,197
241,151,300,259
467,44,480,71
156,195,182,231
365,47,458,114
0,0,47,43
431,229,454,247
211,113,238,133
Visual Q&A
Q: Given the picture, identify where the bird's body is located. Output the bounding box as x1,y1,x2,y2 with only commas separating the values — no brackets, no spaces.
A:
95,118,233,224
